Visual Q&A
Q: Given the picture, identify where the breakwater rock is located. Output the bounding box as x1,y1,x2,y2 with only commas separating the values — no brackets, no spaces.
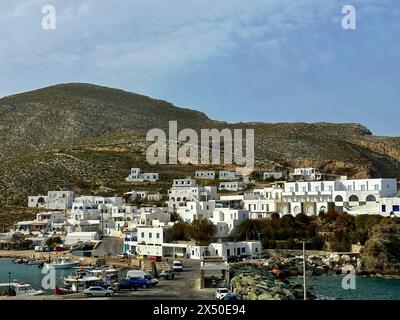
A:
230,263,315,300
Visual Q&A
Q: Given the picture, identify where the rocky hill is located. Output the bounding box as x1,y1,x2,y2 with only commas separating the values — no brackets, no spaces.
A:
0,83,400,212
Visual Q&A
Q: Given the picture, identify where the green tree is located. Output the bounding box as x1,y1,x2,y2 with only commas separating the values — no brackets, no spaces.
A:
185,219,216,245
171,221,189,241
354,214,383,245
45,236,62,247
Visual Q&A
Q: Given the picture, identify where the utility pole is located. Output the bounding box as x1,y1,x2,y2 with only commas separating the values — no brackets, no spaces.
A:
302,241,306,300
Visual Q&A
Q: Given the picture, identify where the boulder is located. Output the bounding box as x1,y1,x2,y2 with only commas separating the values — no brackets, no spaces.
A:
258,293,274,300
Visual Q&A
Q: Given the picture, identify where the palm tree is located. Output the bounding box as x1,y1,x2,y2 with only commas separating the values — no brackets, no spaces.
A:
235,219,261,241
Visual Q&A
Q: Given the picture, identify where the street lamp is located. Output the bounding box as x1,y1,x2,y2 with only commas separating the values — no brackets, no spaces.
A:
8,272,11,296
295,239,310,300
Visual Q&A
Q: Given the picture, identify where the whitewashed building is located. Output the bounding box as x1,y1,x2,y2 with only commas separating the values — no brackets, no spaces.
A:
219,181,246,192
195,170,216,180
126,168,159,182
168,178,217,209
28,191,74,210
65,232,99,245
290,168,322,181
219,171,237,180
263,171,286,180
177,201,216,222
279,178,398,216
210,208,249,238
189,241,261,260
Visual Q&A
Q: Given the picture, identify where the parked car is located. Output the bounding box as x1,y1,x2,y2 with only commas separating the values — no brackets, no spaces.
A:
172,260,183,272
118,279,138,291
126,270,158,286
215,288,230,300
53,246,65,252
148,256,162,262
224,293,240,301
87,281,119,292
159,269,175,280
84,286,114,297
117,253,128,259
128,277,154,288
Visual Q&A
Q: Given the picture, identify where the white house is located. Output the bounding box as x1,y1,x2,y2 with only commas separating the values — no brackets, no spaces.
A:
195,170,216,180
126,168,159,182
177,201,216,222
290,168,322,181
280,178,398,216
64,232,99,245
219,181,246,192
168,178,217,208
219,171,237,180
210,208,249,238
28,191,74,209
189,241,261,260
263,171,286,180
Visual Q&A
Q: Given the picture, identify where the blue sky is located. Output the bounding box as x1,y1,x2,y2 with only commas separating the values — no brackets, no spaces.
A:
0,0,399,135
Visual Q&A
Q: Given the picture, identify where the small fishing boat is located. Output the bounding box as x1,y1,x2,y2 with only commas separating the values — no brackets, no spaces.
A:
0,282,45,296
27,259,47,265
43,256,80,269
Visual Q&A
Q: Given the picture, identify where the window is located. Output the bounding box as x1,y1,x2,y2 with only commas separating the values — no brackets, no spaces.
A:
156,233,160,239
149,233,152,238
302,186,307,192
255,248,258,252
290,187,294,192
241,247,245,253
361,185,365,191
315,186,320,192
141,232,144,238
347,185,352,191
382,205,386,212
374,184,379,191
393,205,400,212
216,250,218,255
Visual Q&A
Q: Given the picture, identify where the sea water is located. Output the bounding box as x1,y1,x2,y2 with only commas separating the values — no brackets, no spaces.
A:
0,258,73,295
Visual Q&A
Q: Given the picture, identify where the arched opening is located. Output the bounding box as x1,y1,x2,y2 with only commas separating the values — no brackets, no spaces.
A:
366,195,376,202
319,206,327,213
349,195,359,202
281,206,288,214
335,195,343,202
306,206,314,215
170,197,175,201
293,206,300,214
38,197,45,203
177,197,181,201
204,249,211,257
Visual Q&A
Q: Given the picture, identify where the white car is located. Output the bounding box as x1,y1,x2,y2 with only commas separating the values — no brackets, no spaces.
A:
84,286,115,297
215,288,230,300
172,260,183,272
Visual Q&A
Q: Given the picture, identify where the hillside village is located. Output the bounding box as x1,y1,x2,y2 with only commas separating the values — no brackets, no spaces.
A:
2,165,400,262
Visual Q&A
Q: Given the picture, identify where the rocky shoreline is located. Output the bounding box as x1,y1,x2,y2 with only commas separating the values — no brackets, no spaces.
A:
229,253,368,300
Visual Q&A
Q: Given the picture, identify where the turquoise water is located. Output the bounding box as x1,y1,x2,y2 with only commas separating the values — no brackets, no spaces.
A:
0,258,73,294
302,275,400,300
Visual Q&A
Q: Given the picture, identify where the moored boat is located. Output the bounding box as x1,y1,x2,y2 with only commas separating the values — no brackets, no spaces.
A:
0,282,45,296
43,256,80,269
